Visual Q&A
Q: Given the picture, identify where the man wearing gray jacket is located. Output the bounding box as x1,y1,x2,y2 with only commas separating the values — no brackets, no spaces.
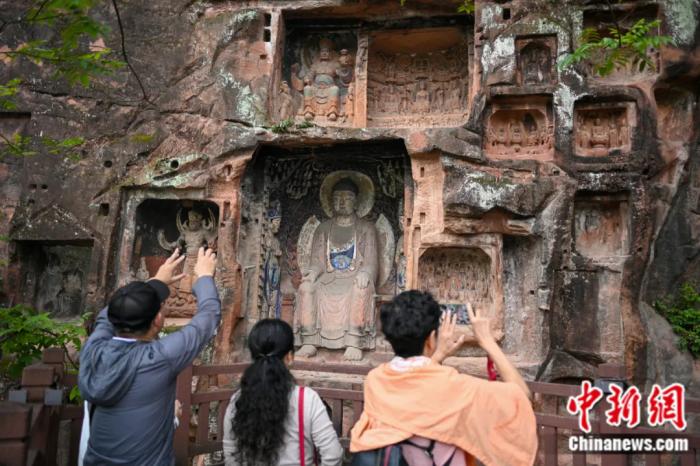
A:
79,247,219,465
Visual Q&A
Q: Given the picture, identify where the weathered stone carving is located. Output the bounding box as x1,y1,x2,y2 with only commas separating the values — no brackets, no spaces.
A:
394,199,406,294
277,80,296,121
291,38,355,123
16,243,92,318
158,208,218,316
574,195,630,258
295,171,391,361
418,247,491,316
485,104,553,160
260,201,282,318
516,36,556,85
36,255,85,317
574,103,634,157
367,28,469,127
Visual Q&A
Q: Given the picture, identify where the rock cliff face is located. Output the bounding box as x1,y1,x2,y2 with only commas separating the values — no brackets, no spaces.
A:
0,0,698,387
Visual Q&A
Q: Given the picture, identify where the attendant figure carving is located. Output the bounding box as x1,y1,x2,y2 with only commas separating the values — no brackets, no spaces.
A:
415,80,430,113
262,203,283,319
158,209,217,304
296,172,392,361
278,81,295,121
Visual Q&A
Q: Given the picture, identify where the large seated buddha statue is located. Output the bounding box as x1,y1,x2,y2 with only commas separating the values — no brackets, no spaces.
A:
295,171,394,361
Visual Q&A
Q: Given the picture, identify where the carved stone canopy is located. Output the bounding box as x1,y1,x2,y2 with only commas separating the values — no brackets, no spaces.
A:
319,170,375,218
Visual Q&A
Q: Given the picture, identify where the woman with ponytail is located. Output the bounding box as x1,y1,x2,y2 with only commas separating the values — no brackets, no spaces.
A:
223,319,343,466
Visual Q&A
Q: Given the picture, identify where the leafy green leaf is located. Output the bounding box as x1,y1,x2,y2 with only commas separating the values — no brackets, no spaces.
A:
655,283,700,357
559,18,673,77
0,305,86,379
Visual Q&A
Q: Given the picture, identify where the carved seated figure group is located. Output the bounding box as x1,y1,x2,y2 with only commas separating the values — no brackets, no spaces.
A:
290,38,355,123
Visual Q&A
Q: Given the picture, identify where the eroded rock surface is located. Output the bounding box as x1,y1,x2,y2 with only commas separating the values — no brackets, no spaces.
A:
1,0,698,389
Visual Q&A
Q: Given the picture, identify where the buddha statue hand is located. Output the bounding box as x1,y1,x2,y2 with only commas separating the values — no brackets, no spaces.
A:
301,267,319,283
354,271,371,289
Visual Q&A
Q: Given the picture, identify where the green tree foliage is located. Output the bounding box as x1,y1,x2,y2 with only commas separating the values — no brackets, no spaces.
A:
559,18,672,76
0,0,124,160
655,283,700,358
0,305,86,379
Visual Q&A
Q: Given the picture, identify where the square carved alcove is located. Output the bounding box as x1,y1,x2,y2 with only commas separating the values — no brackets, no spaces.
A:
281,27,359,126
515,35,557,86
573,193,630,259
123,199,220,318
484,96,554,161
238,141,410,359
583,4,660,80
417,234,504,344
14,241,93,318
574,101,636,158
366,27,470,128
279,18,472,129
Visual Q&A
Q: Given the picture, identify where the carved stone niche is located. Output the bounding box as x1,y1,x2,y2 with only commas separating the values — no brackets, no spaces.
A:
573,101,636,158
282,29,359,127
14,241,93,318
573,193,630,259
130,199,220,318
515,35,556,86
417,234,504,344
238,142,409,360
582,5,660,80
367,27,469,128
484,96,554,161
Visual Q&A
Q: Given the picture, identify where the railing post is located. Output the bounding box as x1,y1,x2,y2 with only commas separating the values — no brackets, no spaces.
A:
174,365,193,466
595,363,628,466
0,402,32,466
541,425,557,466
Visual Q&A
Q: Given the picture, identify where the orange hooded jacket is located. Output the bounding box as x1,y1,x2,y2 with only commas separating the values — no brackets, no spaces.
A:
350,361,537,466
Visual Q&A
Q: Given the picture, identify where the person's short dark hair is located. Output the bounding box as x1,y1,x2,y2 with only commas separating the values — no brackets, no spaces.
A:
107,281,167,334
380,290,441,358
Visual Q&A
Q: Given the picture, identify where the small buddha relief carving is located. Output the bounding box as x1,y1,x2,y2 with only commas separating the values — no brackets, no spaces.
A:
516,36,556,86
574,104,633,157
485,106,553,159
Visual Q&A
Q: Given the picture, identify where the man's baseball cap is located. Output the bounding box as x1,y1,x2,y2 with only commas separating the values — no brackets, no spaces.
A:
107,281,170,333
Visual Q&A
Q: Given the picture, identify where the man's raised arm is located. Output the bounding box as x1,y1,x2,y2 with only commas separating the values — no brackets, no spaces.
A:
160,247,221,374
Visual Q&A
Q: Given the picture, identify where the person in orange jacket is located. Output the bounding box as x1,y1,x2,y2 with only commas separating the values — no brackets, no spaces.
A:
350,291,537,466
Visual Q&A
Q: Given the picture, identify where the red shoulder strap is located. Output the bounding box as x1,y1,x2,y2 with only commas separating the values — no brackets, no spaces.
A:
298,386,306,466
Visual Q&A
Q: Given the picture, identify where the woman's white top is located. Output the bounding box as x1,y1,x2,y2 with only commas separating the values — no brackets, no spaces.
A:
223,386,343,466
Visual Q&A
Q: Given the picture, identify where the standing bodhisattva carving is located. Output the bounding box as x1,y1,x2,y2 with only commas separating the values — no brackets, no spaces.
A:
158,209,217,311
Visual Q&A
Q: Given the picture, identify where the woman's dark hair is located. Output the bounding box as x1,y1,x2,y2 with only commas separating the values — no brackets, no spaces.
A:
380,290,441,358
232,319,295,465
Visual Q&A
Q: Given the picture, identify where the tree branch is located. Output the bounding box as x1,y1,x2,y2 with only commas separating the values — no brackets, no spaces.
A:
29,0,51,22
0,133,25,157
110,0,153,105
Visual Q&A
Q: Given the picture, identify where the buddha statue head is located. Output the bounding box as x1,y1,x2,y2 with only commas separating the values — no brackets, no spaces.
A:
319,38,334,61
331,178,359,217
